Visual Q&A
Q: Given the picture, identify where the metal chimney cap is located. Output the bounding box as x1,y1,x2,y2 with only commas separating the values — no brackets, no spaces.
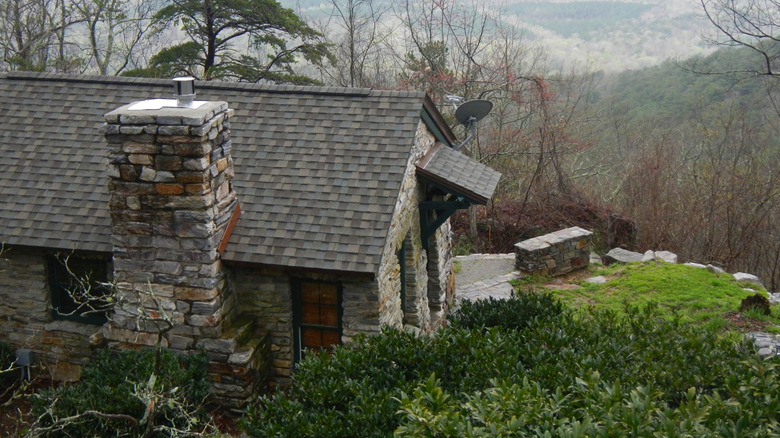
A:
173,77,196,107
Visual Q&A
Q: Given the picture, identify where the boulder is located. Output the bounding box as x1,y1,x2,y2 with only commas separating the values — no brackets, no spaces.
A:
585,276,607,284
655,251,678,263
604,248,644,264
706,264,725,274
589,252,603,265
734,272,764,287
684,262,706,269
744,332,778,359
641,250,655,262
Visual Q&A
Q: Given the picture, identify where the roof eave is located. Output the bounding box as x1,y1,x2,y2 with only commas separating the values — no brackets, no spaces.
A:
421,95,457,146
221,258,376,280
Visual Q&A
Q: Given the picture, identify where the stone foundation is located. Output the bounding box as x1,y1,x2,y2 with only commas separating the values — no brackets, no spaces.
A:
0,246,107,381
515,227,592,276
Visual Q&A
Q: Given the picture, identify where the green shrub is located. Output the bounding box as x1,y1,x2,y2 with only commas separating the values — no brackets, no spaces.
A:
243,294,780,437
243,329,429,438
449,291,564,331
30,348,213,437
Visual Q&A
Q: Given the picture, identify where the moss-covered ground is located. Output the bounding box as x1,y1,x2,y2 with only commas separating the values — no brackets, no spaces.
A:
512,261,780,334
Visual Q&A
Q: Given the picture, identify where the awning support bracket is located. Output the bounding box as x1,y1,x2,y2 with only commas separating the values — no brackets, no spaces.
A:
420,198,471,250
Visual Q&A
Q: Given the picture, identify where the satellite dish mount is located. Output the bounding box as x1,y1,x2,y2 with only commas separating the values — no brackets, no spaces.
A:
453,99,492,151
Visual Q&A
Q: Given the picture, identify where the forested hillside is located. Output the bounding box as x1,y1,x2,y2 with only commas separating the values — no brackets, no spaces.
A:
575,46,780,290
598,47,775,122
285,0,711,71
454,43,780,290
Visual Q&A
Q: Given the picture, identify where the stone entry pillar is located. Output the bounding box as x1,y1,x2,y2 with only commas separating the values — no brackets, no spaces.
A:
102,100,261,407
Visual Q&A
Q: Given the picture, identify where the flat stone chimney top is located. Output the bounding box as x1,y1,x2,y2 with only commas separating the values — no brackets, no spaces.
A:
105,100,228,127
126,99,207,111
117,77,205,112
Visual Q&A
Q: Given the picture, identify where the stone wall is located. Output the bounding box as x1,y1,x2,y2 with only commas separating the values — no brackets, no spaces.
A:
515,227,592,276
232,266,376,387
231,267,290,387
427,222,454,326
0,246,105,381
341,278,381,340
376,121,450,334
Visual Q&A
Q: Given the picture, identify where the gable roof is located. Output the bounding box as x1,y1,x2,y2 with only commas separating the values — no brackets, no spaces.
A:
0,72,481,276
416,143,501,205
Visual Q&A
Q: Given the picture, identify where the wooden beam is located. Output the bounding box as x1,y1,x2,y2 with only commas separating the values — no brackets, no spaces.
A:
218,202,241,255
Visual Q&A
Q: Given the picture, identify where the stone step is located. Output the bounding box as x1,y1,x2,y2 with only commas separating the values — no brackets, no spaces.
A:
222,313,257,346
196,313,257,355
210,331,270,411
228,336,263,367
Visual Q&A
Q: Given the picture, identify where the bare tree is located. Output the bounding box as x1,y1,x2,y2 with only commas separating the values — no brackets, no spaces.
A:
700,0,780,76
392,0,600,240
74,0,163,75
0,0,82,71
319,0,391,87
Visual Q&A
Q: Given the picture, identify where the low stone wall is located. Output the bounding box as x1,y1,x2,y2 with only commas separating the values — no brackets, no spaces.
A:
515,227,592,276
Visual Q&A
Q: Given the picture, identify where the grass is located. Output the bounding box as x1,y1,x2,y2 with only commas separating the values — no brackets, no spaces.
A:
513,261,780,333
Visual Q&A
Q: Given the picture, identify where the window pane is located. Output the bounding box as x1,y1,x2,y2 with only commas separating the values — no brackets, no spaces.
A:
320,306,338,327
320,285,338,305
301,283,320,304
301,328,322,349
301,302,321,325
321,330,340,346
49,255,110,324
295,280,341,362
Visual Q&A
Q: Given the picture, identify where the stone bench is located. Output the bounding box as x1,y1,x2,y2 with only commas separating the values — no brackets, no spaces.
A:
514,227,593,276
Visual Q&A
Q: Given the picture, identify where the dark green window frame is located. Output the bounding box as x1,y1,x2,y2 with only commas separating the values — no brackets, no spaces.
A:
47,254,110,325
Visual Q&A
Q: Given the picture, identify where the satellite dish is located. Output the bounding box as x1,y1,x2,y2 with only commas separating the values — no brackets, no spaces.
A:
455,99,493,125
452,99,493,151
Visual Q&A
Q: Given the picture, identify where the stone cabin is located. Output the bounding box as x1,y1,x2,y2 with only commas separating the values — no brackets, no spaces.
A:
0,72,500,406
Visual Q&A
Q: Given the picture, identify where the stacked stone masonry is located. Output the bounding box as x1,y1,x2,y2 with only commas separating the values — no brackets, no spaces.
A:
376,121,452,335
515,227,593,276
102,101,265,408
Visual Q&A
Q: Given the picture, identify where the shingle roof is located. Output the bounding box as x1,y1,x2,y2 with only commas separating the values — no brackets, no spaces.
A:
416,143,501,204
0,72,434,274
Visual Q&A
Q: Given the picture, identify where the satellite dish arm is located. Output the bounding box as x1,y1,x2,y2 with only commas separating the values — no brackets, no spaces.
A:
453,117,476,151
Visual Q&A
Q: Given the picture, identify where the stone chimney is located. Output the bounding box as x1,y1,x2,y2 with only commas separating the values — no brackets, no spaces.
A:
102,92,263,407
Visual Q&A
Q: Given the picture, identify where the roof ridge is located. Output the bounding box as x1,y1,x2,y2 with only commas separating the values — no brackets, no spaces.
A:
6,71,171,88
202,81,373,97
3,71,421,98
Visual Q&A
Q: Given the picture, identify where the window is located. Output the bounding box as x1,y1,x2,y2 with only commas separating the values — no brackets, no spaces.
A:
292,280,341,361
47,254,111,324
